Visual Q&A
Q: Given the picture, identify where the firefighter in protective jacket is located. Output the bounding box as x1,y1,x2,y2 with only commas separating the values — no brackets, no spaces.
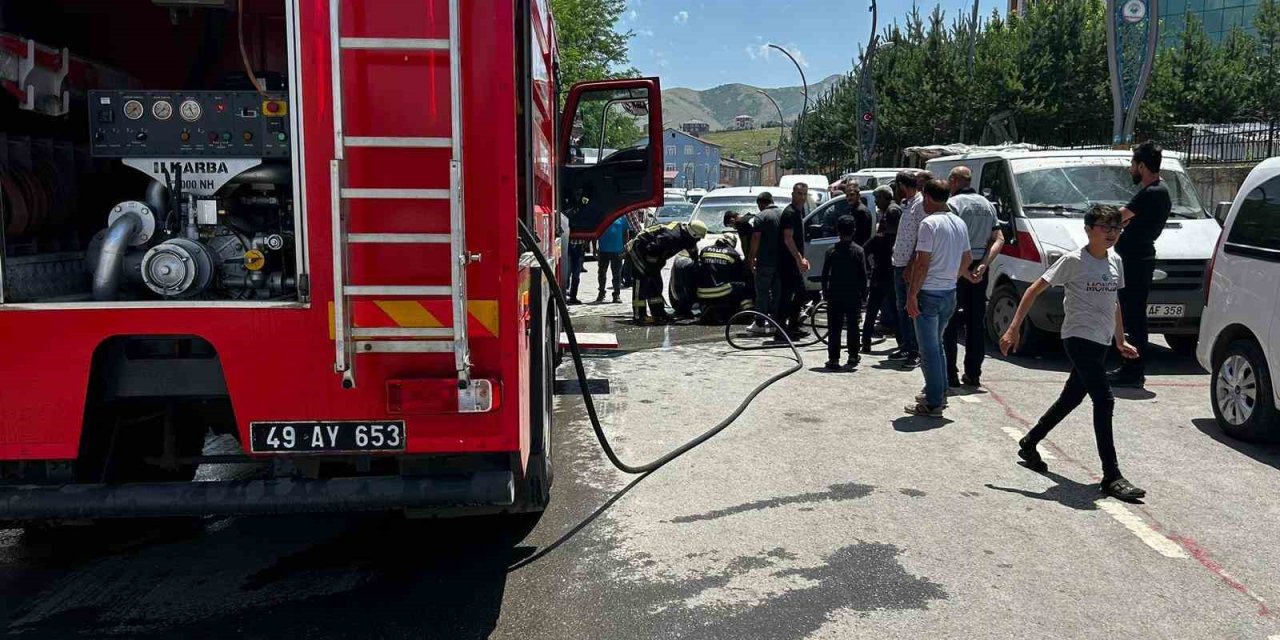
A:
625,220,707,323
696,234,754,323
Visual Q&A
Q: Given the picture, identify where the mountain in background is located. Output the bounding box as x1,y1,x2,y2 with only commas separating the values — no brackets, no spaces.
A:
661,74,846,131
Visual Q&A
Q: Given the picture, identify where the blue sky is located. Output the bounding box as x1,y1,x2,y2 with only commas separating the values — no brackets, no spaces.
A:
618,0,1005,90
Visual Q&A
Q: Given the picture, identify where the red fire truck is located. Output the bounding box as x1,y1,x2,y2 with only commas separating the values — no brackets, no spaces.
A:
0,0,662,521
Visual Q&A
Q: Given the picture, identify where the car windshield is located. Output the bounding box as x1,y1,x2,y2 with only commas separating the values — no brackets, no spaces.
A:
653,203,695,222
1014,163,1207,219
690,197,760,233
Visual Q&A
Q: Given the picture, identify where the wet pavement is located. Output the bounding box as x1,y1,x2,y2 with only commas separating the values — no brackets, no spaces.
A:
3,280,1280,638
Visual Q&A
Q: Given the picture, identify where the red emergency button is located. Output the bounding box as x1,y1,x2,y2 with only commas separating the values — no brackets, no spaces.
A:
262,100,288,116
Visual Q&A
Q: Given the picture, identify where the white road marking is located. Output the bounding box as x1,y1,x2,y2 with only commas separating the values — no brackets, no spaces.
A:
956,395,980,404
1096,500,1189,559
999,426,1056,460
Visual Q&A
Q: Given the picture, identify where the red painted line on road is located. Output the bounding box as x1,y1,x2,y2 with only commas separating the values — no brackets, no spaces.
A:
986,380,1272,617
1167,534,1272,616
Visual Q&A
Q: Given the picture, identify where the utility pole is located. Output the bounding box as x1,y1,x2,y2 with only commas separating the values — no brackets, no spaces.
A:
768,44,808,171
960,0,979,144
856,0,879,168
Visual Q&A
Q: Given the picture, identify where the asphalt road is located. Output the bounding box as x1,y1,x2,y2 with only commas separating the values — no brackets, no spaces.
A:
3,288,1280,639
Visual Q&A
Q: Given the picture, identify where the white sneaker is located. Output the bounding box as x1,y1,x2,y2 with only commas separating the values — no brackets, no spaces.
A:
748,323,774,336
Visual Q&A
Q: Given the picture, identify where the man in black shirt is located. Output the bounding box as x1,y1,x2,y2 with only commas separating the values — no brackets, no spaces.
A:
822,216,869,369
749,193,784,334
1110,141,1173,388
861,185,901,353
820,183,873,246
776,183,812,340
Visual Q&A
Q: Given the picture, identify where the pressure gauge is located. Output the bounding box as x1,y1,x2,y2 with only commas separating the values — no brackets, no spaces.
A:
123,100,145,120
180,100,202,122
152,100,173,121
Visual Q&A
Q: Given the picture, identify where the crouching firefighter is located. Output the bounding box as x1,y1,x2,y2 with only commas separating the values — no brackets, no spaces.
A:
696,234,754,324
625,219,708,324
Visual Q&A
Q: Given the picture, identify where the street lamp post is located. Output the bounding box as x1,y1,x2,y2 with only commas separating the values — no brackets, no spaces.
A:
756,88,785,140
768,43,808,171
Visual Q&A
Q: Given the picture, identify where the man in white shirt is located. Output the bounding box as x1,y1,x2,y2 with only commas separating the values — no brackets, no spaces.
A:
905,179,971,416
889,171,927,368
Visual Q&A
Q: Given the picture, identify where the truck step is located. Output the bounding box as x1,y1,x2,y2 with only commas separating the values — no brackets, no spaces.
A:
356,341,455,353
345,285,452,296
340,188,450,200
339,37,449,51
344,136,451,148
347,233,451,244
352,327,454,339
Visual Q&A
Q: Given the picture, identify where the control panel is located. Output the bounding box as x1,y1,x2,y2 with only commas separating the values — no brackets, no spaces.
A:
89,91,291,158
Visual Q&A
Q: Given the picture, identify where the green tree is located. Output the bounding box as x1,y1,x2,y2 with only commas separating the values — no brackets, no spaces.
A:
1256,0,1280,119
549,0,636,101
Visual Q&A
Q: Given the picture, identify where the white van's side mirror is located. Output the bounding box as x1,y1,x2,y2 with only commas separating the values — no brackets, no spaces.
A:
1214,201,1231,226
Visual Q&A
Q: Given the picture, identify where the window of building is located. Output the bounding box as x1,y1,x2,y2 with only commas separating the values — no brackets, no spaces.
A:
684,145,695,156
1226,177,1280,252
666,145,676,157
665,163,677,172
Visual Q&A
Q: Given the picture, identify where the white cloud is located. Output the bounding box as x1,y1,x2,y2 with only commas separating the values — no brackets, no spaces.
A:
673,10,689,24
637,28,655,37
745,42,810,68
626,9,638,21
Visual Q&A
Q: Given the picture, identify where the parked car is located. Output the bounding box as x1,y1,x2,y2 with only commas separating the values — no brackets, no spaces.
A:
1196,157,1280,441
925,150,1217,354
688,186,788,236
779,174,831,205
686,188,708,204
651,202,696,225
801,192,877,293
664,188,688,204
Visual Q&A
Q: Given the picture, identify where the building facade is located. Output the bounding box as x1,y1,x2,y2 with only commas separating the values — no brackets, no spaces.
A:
1008,0,1262,48
760,148,780,187
733,115,755,130
681,120,711,136
719,157,762,187
660,128,722,190
1159,0,1262,49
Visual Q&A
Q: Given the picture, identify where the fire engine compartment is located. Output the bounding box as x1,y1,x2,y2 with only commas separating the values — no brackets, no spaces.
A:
0,0,303,304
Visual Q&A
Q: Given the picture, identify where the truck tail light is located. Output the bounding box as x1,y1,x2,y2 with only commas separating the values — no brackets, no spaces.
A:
1205,229,1224,306
1000,230,1042,264
387,379,500,415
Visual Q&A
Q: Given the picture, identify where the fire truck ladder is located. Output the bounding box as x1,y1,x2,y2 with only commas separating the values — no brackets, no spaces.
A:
328,0,482,410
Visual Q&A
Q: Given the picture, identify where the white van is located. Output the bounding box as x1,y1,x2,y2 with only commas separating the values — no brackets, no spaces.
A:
1196,157,1280,441
925,150,1218,353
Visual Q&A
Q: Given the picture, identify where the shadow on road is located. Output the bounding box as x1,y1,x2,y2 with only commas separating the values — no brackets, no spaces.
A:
985,340,1206,377
1,513,532,639
985,466,1105,511
891,415,954,432
1192,418,1280,472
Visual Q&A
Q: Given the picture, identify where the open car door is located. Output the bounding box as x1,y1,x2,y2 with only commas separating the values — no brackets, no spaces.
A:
559,78,664,238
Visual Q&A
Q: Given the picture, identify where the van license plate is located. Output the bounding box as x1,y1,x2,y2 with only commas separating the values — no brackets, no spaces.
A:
249,421,406,453
1147,304,1185,318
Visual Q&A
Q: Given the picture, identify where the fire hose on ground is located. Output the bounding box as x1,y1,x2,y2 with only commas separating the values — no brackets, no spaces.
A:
510,220,806,569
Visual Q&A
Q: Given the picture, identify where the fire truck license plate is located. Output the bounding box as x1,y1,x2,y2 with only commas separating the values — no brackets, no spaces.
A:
249,421,406,453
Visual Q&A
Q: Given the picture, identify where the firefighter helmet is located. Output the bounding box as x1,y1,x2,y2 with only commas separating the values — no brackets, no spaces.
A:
716,233,738,250
688,220,708,240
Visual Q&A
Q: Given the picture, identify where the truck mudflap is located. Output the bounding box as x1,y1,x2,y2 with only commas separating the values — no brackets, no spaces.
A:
0,472,514,520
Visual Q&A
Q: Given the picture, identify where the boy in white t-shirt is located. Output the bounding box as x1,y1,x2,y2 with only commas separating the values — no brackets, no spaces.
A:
1000,204,1145,502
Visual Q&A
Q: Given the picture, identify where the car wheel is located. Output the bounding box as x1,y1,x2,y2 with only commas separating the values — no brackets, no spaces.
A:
1211,339,1279,442
1164,334,1198,357
986,282,1040,355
